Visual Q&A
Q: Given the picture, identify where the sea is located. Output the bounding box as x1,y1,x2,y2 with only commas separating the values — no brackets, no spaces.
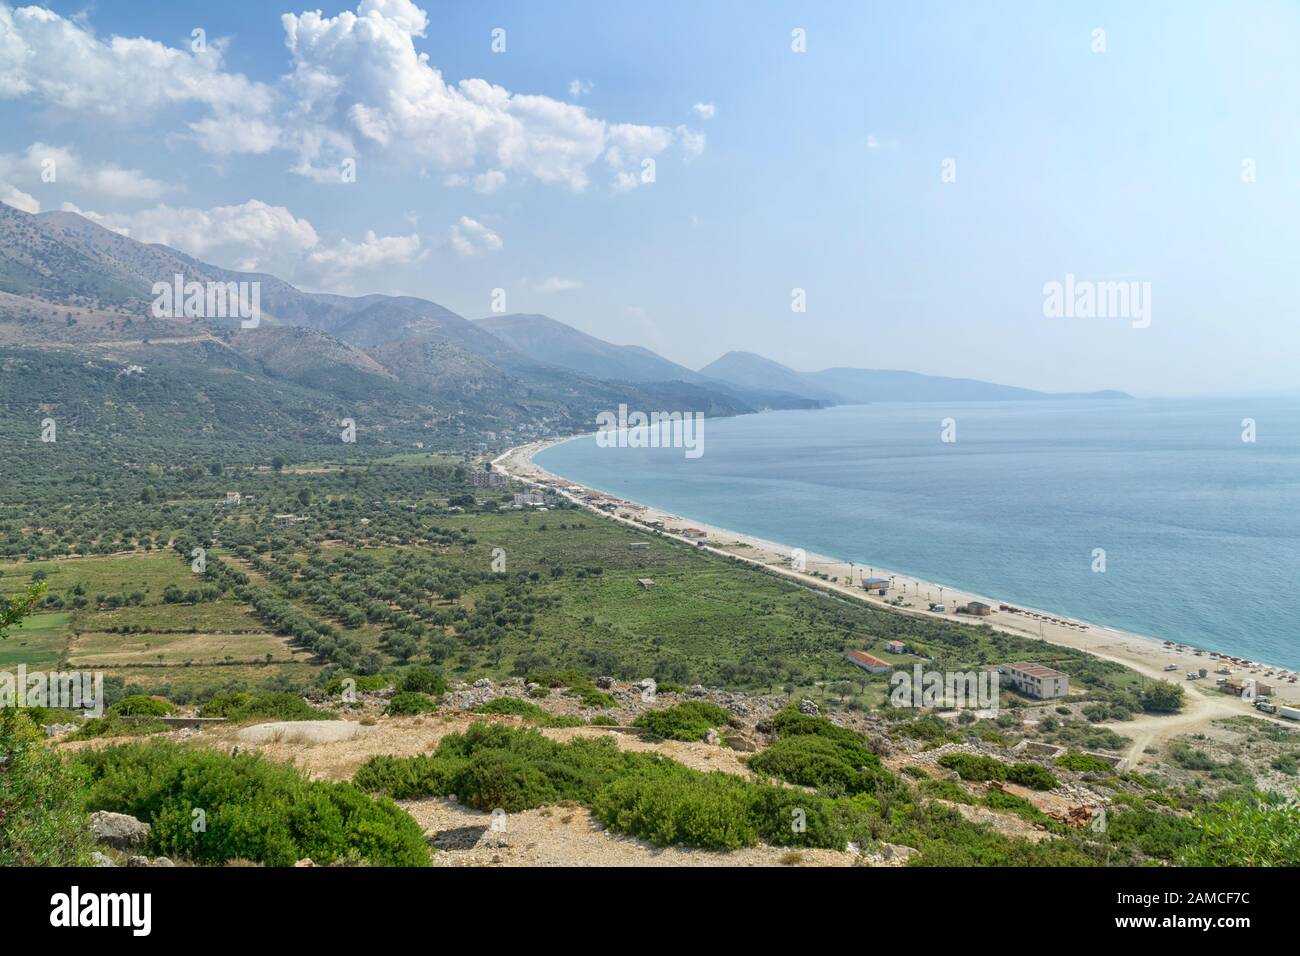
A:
535,398,1300,670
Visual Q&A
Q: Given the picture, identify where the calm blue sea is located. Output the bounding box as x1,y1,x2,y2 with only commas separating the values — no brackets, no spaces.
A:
536,398,1300,669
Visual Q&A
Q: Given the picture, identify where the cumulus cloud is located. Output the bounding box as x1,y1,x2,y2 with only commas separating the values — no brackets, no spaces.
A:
692,102,716,120
1,0,705,197
1,183,39,213
61,196,428,292
304,229,423,276
448,216,502,256
238,0,699,190
67,199,319,273
0,2,272,129
0,143,171,200
536,276,581,293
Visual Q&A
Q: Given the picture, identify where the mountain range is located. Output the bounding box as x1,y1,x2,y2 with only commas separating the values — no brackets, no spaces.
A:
0,200,1129,459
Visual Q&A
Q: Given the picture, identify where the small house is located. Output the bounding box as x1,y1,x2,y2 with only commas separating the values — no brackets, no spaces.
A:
845,650,891,674
637,578,656,590
964,601,993,617
863,577,890,594
885,640,906,654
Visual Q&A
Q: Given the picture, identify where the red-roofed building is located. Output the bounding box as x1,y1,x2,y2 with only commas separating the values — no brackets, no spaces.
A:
845,650,891,674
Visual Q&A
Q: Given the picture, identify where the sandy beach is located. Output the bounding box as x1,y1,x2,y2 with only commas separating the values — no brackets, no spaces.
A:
494,438,1300,719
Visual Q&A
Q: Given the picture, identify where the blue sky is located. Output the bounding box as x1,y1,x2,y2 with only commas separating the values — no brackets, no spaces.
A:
1,0,1297,396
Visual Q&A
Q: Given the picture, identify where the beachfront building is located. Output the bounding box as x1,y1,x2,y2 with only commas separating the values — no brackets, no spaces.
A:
845,650,891,674
680,528,708,539
1000,662,1070,699
863,577,891,594
963,601,993,617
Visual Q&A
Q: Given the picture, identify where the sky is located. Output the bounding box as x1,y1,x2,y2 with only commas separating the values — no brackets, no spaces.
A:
1,0,1297,397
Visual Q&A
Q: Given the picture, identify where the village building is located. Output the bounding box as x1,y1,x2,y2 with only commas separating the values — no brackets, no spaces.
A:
1000,662,1070,699
885,640,907,654
845,650,891,674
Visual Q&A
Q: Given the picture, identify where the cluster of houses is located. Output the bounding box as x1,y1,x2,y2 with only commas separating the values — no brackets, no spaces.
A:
217,491,254,507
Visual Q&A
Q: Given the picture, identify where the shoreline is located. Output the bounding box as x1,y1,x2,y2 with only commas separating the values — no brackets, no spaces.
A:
493,438,1300,713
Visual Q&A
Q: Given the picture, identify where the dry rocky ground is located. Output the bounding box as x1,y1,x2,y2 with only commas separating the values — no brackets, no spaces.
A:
55,677,1157,867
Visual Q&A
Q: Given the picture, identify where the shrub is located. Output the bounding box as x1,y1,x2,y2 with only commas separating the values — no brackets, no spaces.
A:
471,697,585,727
384,691,439,716
1180,796,1300,866
75,741,429,866
1139,682,1185,714
111,695,173,717
1055,753,1113,774
399,668,448,696
632,701,731,741
323,674,393,695
0,710,94,866
199,692,334,723
937,752,1007,782
67,714,171,741
1006,763,1059,790
593,770,760,850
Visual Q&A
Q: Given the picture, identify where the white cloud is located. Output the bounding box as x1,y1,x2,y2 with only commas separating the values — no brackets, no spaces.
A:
70,199,320,273
692,102,716,120
1,183,39,213
275,0,691,190
537,276,581,293
569,79,593,99
305,229,423,275
473,169,506,194
0,143,172,201
448,216,502,256
1,0,704,197
0,2,272,126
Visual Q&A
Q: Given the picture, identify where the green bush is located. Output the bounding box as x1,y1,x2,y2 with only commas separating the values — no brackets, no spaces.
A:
384,691,439,716
199,691,334,723
111,695,174,717
323,674,393,695
593,770,760,850
399,668,448,696
0,710,94,866
471,697,586,727
1180,796,1300,866
1006,763,1059,790
75,741,429,866
937,752,1007,782
67,713,171,741
1055,753,1113,774
632,701,731,741
354,722,855,851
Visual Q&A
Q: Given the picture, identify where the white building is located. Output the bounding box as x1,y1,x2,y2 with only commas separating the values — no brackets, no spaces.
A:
1000,662,1070,699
